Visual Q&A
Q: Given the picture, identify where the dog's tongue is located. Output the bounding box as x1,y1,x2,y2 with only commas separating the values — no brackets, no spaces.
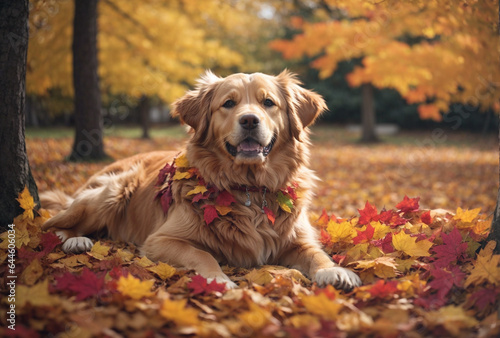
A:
237,139,262,152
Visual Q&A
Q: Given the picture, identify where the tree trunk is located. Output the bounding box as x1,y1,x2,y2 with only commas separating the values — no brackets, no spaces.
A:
361,83,379,143
138,95,151,139
68,0,108,162
0,0,39,230
486,0,500,253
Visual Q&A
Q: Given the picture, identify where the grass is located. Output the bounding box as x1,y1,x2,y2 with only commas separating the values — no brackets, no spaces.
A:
310,124,497,150
27,124,498,151
26,124,187,140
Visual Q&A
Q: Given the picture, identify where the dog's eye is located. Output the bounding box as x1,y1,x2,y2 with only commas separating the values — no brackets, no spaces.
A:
263,98,275,107
222,100,236,109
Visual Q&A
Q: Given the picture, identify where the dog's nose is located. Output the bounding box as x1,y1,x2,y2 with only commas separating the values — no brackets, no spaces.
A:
239,114,260,130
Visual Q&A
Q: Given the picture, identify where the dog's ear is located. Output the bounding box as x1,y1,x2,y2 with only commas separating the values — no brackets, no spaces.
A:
171,70,220,142
277,70,327,140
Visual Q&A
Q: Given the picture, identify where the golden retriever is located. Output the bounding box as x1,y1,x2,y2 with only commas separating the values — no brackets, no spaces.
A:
41,71,361,290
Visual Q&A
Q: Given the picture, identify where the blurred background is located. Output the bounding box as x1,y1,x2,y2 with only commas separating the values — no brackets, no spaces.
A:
25,0,500,216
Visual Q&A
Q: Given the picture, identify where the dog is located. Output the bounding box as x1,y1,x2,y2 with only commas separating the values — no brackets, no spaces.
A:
41,70,362,290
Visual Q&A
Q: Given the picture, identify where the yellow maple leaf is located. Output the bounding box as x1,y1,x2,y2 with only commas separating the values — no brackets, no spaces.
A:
239,302,272,330
392,231,433,257
472,219,491,236
117,275,155,300
147,262,176,280
173,171,193,181
16,186,35,220
371,221,391,240
353,256,397,279
0,221,30,249
174,154,190,168
186,185,208,196
58,254,92,268
347,243,369,261
134,256,155,267
301,293,343,321
160,298,200,327
395,258,415,273
115,249,135,262
87,241,110,260
327,220,357,243
465,241,500,287
453,207,481,223
244,268,274,285
215,205,232,216
20,258,44,286
17,279,60,307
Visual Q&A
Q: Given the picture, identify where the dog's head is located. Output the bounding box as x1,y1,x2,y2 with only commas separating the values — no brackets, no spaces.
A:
172,71,326,187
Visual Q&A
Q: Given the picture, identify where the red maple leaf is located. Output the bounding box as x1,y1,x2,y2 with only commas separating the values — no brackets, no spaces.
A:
377,210,407,228
358,201,378,225
192,191,210,203
156,185,173,214
55,268,106,301
427,266,465,305
420,210,432,225
201,204,219,225
215,190,237,207
370,232,394,253
263,206,276,225
187,275,226,295
316,209,330,227
467,288,500,312
156,162,176,186
331,254,346,265
285,186,298,200
432,227,468,268
353,223,375,244
396,196,420,213
319,228,331,246
368,280,399,299
40,232,62,255
18,232,61,264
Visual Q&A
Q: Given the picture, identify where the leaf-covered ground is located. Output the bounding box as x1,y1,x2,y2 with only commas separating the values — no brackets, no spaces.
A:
1,127,499,337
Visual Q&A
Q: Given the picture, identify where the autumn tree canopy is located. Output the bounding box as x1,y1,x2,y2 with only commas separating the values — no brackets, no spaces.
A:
271,0,500,121
27,0,273,104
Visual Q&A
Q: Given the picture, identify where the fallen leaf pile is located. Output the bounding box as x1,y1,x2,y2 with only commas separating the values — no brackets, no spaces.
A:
1,190,499,336
0,131,497,336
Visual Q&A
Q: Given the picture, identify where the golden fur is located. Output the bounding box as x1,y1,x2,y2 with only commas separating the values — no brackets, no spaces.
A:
41,71,361,290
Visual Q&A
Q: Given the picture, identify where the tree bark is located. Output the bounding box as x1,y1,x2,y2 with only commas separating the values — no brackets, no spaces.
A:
68,0,108,161
486,0,500,253
0,0,39,230
138,95,151,139
361,83,379,143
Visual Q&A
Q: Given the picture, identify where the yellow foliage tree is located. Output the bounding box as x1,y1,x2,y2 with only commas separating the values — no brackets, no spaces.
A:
270,0,500,121
27,0,271,104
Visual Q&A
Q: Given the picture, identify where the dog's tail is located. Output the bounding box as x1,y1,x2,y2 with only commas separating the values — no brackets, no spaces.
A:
39,190,74,213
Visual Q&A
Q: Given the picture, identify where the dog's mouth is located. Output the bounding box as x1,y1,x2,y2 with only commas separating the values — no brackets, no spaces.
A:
226,137,276,158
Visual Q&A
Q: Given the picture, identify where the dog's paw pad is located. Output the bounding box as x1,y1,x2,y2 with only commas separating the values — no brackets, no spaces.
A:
314,267,362,290
62,237,94,253
206,276,238,289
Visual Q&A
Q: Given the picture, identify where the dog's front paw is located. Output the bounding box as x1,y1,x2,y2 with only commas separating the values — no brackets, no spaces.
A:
314,267,362,291
206,275,238,289
62,237,94,254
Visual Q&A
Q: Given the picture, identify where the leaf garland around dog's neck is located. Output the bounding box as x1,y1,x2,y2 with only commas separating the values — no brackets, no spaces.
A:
155,154,299,226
